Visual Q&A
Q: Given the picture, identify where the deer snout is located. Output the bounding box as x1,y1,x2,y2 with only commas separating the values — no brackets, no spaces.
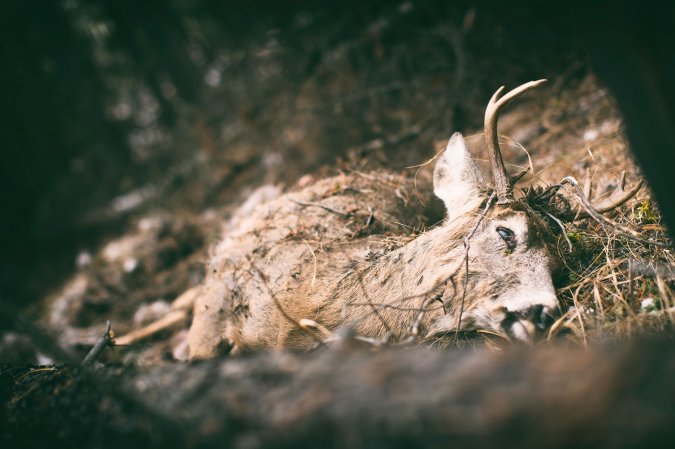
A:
523,304,557,330
501,304,559,343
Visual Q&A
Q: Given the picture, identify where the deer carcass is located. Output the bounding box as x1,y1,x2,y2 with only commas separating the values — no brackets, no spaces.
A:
185,80,561,359
117,80,640,359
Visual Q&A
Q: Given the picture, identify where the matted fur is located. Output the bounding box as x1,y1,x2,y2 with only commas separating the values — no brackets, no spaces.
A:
187,134,561,359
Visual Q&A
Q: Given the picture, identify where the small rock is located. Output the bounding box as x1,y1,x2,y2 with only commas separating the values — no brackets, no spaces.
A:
583,129,598,141
76,250,92,269
641,297,656,312
123,257,139,273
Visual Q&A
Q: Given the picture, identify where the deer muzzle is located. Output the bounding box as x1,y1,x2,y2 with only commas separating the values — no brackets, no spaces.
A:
501,304,559,342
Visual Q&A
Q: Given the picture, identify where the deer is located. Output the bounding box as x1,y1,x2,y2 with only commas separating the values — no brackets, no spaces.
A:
114,80,642,360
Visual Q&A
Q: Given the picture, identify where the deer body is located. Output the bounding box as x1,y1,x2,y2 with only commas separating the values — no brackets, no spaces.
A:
107,80,643,359
188,170,560,358
187,171,435,355
187,81,566,359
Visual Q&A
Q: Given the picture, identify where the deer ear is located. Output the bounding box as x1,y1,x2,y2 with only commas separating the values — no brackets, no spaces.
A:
433,132,486,217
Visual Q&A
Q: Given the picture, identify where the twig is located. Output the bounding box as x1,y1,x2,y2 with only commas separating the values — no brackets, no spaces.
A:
561,177,670,247
82,320,114,366
249,262,324,345
410,293,443,337
288,197,349,217
354,269,395,339
542,210,573,251
455,192,497,340
347,302,445,312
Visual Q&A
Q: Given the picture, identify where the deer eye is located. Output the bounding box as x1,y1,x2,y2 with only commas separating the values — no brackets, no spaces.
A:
496,227,516,248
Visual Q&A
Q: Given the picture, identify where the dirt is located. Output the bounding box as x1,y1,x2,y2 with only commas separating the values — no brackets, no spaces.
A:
4,339,675,449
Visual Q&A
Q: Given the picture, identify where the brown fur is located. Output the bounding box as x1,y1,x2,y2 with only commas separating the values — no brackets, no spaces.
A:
187,134,561,359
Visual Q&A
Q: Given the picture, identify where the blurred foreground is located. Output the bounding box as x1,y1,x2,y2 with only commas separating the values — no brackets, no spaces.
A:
4,340,675,448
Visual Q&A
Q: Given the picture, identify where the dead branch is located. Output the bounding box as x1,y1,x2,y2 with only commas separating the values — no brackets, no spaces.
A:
288,197,350,217
455,192,498,338
82,321,114,366
250,262,324,346
561,176,669,247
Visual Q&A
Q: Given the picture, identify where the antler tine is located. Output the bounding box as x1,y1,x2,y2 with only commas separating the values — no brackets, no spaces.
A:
575,179,643,219
484,79,547,203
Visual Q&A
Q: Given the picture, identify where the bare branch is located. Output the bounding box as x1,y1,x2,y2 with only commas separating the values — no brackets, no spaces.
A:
82,320,114,366
455,192,497,339
288,197,350,217
561,176,669,247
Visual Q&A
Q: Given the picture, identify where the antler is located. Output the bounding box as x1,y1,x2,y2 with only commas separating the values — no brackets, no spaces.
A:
484,79,547,203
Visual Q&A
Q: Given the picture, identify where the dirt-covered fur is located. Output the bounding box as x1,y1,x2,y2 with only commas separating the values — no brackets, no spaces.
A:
187,132,561,359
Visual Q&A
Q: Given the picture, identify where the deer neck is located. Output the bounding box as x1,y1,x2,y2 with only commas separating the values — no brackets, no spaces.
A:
321,218,471,339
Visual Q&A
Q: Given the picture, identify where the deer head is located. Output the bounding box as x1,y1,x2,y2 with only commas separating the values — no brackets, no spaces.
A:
306,81,567,345
421,80,560,341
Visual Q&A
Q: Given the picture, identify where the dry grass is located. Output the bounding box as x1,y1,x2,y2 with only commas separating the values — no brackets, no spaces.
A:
514,75,675,344
551,198,674,344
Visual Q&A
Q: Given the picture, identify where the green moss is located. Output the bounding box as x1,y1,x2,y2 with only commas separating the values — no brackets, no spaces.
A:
567,231,581,243
634,200,659,224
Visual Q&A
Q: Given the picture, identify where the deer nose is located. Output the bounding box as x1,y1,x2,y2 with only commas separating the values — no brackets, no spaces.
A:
502,304,558,342
523,304,556,331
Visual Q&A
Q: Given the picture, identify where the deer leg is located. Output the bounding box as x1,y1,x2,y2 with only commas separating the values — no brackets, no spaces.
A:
114,285,201,347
